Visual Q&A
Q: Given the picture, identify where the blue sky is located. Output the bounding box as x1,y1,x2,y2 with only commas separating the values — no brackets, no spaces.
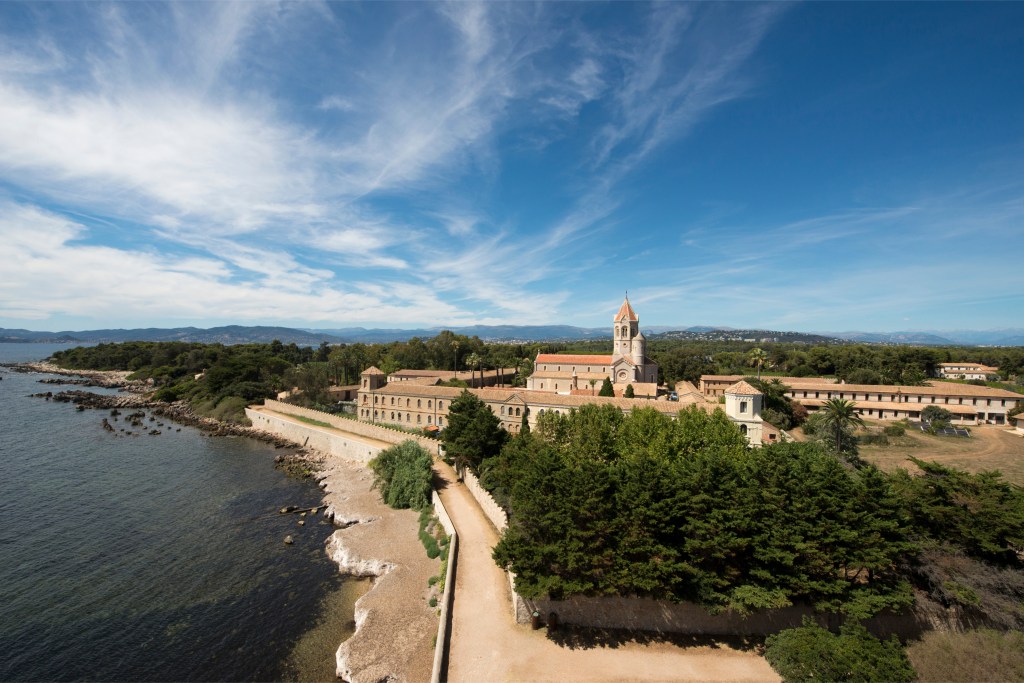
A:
1,2,1022,333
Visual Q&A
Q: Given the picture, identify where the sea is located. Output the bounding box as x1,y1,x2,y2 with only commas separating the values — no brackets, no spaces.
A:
0,343,366,682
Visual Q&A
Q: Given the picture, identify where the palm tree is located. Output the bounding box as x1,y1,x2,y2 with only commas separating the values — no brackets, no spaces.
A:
589,378,597,395
819,397,865,455
749,348,768,380
465,352,481,387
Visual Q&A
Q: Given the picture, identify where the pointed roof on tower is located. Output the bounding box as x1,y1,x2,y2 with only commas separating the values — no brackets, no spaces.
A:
614,297,638,322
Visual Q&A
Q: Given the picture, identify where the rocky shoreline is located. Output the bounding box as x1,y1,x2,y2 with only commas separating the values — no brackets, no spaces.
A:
17,362,437,682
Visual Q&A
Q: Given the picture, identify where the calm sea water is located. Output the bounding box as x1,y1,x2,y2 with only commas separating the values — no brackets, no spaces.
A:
0,343,364,682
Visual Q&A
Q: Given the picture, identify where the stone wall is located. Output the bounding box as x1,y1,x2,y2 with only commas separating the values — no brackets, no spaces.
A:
461,469,507,532
511,590,935,640
261,399,442,454
430,489,457,683
246,409,385,463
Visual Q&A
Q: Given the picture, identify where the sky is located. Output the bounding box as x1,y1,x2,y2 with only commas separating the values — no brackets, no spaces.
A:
1,1,1022,334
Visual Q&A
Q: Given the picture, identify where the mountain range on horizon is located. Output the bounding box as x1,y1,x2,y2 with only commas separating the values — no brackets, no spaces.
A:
3,324,1024,347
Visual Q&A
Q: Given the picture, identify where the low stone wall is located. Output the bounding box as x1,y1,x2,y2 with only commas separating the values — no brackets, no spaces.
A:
511,589,934,640
430,489,457,683
246,409,383,463
462,469,507,532
261,399,441,454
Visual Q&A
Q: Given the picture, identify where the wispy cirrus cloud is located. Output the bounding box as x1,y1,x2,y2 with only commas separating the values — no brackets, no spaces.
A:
0,1,794,328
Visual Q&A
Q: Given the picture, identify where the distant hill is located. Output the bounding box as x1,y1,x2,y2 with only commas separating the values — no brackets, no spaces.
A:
650,329,843,344
306,325,612,343
4,324,1023,346
827,331,957,346
0,326,345,345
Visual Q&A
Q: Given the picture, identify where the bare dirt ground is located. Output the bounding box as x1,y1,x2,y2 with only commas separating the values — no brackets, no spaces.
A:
435,462,780,683
857,422,1024,485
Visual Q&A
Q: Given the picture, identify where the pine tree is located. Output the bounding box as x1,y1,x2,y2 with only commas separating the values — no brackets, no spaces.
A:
598,377,615,397
624,384,635,398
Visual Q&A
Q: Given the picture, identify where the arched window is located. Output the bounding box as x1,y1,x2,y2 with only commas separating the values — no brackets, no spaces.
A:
406,398,410,407
740,424,748,435
417,415,421,423
417,399,421,408
391,412,395,420
390,397,395,405
515,407,521,416
428,400,432,409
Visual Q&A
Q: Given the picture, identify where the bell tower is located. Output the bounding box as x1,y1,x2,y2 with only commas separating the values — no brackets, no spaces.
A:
612,296,639,362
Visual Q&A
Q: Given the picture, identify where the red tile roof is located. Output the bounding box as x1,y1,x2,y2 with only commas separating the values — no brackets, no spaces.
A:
535,354,613,365
614,297,638,322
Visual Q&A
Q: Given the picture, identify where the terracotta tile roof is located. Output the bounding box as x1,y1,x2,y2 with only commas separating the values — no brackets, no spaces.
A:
702,375,837,385
799,397,980,415
614,297,639,322
672,380,701,395
535,354,613,365
727,380,762,395
808,381,1022,399
362,366,384,375
705,375,1022,399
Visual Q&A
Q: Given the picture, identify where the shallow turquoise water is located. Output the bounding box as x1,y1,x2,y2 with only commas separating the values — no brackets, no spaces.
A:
0,344,353,681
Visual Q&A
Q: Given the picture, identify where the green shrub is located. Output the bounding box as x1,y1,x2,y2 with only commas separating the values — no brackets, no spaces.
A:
858,433,889,446
765,620,914,682
883,424,905,437
369,441,433,510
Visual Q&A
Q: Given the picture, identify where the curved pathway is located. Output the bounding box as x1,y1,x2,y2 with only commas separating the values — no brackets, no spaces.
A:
434,462,779,683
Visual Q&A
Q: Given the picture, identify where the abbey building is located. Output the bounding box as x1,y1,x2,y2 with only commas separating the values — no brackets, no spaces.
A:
526,297,659,397
354,297,771,446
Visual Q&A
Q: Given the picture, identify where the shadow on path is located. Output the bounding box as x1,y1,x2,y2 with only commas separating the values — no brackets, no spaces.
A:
545,624,766,653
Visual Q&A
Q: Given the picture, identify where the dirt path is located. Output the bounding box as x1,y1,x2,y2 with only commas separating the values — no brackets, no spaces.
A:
435,462,779,683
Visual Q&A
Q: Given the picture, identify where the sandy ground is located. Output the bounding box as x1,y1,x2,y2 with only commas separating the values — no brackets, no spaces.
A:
435,462,780,683
319,456,440,683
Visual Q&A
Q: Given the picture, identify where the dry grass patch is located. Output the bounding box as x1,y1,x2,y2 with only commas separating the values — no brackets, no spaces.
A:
907,629,1024,682
858,423,1024,486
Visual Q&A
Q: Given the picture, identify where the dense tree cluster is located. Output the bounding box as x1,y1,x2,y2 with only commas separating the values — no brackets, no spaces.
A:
485,405,915,617
52,341,304,421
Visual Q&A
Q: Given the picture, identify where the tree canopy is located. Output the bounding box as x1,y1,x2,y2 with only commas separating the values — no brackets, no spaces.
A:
489,406,914,616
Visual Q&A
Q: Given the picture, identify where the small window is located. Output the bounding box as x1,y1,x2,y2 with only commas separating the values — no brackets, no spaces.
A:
740,401,748,414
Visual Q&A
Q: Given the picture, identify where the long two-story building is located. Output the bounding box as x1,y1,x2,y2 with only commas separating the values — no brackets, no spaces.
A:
699,375,1022,425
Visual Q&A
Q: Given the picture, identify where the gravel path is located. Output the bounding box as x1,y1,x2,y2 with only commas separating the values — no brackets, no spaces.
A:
435,462,779,683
